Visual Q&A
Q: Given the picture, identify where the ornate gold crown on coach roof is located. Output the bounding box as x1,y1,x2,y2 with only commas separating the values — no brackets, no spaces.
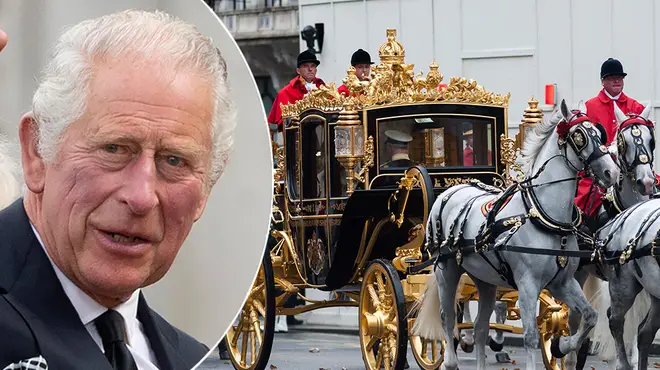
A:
279,29,510,119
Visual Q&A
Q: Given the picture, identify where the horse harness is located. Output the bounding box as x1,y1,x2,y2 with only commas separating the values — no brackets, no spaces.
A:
425,112,613,289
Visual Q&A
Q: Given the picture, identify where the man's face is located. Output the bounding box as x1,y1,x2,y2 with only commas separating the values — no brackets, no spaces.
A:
466,135,473,147
602,75,625,96
354,64,371,81
296,62,317,83
26,59,214,305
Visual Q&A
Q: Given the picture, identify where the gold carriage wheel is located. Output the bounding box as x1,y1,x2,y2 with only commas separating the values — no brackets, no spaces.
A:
408,317,445,370
538,293,568,370
359,259,409,370
224,251,276,370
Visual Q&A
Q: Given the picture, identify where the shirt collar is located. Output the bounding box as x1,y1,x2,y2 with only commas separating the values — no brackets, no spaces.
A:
392,153,410,161
604,89,621,100
29,223,140,328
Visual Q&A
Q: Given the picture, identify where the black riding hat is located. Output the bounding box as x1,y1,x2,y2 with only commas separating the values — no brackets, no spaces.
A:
351,49,374,66
297,50,320,68
601,58,627,79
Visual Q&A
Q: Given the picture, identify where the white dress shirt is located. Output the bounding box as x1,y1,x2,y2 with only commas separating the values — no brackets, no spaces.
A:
30,223,160,370
604,89,621,101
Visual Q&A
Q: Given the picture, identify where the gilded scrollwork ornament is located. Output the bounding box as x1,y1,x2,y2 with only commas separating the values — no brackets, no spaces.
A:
280,29,510,119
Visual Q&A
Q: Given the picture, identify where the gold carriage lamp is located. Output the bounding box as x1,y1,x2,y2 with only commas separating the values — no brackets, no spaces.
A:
334,100,374,195
516,96,543,150
424,128,445,167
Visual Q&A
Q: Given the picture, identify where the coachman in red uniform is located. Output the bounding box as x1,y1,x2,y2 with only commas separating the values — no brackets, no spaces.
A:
338,49,374,97
575,58,645,218
268,50,325,135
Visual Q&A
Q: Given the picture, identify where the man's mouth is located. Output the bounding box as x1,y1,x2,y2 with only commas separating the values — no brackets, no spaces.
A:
105,231,147,244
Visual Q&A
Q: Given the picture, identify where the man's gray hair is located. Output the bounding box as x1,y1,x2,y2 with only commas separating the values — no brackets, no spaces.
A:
31,9,237,187
0,135,22,209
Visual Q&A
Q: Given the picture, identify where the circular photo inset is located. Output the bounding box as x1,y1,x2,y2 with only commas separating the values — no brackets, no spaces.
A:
0,1,273,369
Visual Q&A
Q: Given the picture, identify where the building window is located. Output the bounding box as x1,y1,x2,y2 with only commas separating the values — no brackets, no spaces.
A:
265,0,282,7
258,13,272,30
256,76,277,115
225,15,236,31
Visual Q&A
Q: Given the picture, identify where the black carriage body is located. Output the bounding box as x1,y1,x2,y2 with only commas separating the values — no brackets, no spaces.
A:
278,101,509,289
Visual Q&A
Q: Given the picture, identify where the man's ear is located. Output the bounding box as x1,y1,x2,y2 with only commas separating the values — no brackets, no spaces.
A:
19,113,46,193
193,192,210,222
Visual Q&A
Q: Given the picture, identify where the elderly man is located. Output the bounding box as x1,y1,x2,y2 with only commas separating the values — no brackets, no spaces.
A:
575,58,645,219
338,48,374,97
0,10,236,370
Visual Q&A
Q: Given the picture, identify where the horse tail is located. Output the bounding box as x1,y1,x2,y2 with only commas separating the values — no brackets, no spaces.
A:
410,274,446,341
591,280,651,361
410,273,465,341
590,279,615,360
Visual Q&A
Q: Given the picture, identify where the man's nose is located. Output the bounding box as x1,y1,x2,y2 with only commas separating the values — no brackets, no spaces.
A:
119,154,159,215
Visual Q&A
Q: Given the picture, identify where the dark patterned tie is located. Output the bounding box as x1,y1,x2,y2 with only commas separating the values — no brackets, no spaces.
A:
95,310,139,370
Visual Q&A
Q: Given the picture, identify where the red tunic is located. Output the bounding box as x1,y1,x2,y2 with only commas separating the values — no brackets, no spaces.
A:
574,89,645,217
267,76,326,131
463,146,473,166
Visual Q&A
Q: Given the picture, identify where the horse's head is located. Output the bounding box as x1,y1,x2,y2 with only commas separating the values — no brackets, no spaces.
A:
614,103,656,195
557,99,619,188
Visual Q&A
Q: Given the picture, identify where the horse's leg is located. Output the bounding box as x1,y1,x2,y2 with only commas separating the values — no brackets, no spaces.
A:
546,277,597,361
635,294,660,370
606,271,642,370
472,279,497,370
485,301,507,354
436,264,462,370
566,268,589,370
515,278,542,370
460,301,475,353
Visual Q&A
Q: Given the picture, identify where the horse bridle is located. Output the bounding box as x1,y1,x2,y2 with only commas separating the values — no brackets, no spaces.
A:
557,111,610,177
616,116,656,183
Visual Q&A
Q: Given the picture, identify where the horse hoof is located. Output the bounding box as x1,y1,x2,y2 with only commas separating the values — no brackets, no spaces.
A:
460,340,474,353
551,337,566,359
489,337,504,352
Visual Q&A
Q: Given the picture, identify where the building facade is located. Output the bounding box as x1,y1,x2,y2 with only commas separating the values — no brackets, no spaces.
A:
209,0,302,116
294,0,660,329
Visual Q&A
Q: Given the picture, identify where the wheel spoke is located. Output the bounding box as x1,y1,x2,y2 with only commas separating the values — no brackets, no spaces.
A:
232,317,247,347
366,335,379,352
252,299,266,317
240,327,249,367
250,329,257,365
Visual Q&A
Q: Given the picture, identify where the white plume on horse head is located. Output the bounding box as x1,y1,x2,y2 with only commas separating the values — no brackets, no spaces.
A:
639,101,652,120
577,100,587,115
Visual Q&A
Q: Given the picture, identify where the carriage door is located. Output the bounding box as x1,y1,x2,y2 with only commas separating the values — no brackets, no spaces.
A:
300,116,330,285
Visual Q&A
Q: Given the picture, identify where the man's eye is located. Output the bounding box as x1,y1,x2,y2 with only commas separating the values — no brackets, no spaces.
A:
166,156,184,167
105,144,119,153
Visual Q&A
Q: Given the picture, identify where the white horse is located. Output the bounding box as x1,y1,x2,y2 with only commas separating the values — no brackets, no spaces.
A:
0,134,22,209
567,103,656,370
413,100,620,370
588,117,660,370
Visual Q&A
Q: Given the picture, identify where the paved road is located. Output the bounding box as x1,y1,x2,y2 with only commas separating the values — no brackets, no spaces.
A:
196,329,655,370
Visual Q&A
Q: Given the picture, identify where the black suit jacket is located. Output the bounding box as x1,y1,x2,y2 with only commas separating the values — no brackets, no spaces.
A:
0,199,209,369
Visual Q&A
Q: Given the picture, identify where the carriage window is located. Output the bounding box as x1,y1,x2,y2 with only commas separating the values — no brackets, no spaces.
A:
377,116,494,169
329,126,349,197
285,128,300,200
301,118,327,199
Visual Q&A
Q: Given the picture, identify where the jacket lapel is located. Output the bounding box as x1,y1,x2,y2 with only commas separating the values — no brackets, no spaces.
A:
137,293,190,370
0,199,112,369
